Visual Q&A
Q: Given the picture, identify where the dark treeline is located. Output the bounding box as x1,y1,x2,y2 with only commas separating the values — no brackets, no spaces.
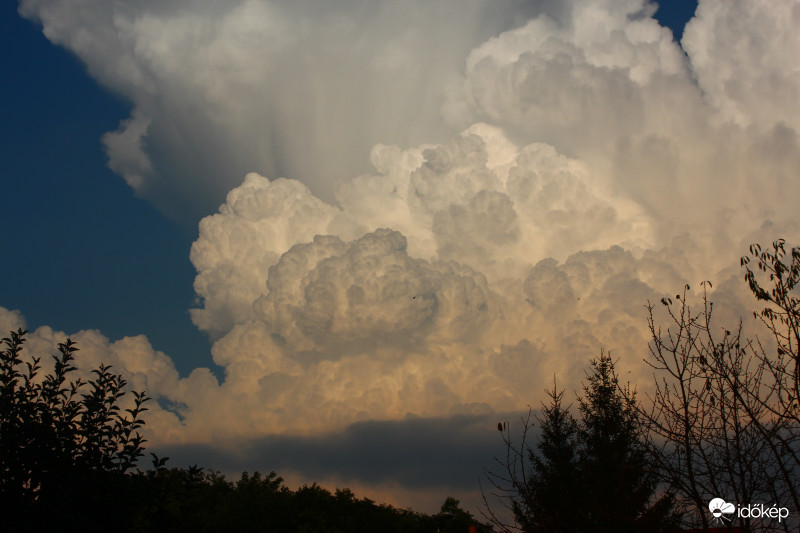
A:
46,464,490,533
4,453,490,532
124,469,491,533
0,329,491,532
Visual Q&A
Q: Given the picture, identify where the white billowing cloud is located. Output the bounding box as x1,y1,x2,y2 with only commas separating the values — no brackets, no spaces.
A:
190,174,339,338
19,0,555,217
102,110,153,191
0,307,25,334
331,123,653,282
445,0,712,245
12,0,800,449
189,121,654,345
445,0,800,257
683,0,800,132
253,229,494,352
190,230,694,437
445,0,690,155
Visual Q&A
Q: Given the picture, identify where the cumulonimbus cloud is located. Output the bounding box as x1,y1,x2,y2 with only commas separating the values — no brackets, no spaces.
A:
12,0,800,453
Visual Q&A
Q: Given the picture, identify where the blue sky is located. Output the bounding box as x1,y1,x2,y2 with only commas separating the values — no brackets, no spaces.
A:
2,0,212,376
5,0,800,514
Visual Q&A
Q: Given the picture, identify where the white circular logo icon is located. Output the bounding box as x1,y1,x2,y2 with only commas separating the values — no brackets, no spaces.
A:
709,498,736,522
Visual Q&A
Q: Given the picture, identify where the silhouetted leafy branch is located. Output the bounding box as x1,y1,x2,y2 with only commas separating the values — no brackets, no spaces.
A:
0,329,149,531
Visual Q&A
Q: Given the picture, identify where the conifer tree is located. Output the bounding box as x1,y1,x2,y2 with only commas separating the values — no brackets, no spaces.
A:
517,381,580,533
485,352,678,533
577,351,675,532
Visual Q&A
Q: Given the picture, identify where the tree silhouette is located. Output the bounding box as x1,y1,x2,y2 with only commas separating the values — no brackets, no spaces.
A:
632,239,800,532
434,496,494,533
578,352,676,532
484,353,677,532
0,329,149,532
512,380,580,533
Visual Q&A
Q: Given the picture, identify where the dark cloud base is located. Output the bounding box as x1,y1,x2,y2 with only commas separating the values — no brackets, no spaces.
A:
153,411,535,492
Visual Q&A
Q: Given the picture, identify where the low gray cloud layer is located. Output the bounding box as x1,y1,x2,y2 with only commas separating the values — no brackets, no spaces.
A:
156,413,504,490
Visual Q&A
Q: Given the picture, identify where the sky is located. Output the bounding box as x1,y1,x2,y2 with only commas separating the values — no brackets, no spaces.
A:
3,0,799,515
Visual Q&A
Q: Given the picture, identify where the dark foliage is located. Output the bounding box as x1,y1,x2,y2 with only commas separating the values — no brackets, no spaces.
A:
0,328,149,532
576,352,677,532
515,382,580,533
484,353,679,533
1,329,492,532
128,461,491,533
